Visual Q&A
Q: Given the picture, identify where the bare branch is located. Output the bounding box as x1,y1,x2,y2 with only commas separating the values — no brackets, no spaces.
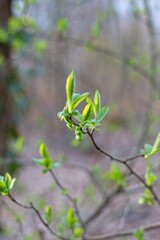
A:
85,221,160,240
49,169,86,234
7,193,69,240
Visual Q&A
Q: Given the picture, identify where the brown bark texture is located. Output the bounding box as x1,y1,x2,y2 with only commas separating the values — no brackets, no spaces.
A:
0,0,15,157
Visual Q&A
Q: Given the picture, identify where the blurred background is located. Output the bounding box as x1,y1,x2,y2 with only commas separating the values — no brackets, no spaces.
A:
12,0,160,152
1,0,160,239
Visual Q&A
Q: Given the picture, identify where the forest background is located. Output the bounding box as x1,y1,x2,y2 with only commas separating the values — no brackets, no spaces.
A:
1,0,160,239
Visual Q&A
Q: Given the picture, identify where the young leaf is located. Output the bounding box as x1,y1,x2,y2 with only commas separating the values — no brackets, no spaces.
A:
108,162,126,187
140,144,153,156
94,90,101,115
97,106,109,123
66,71,75,112
67,208,76,229
57,18,69,33
82,103,93,122
45,205,53,225
133,228,145,240
5,173,12,190
42,157,53,169
10,178,16,190
75,127,83,142
74,227,83,238
150,132,160,155
72,110,82,122
33,158,43,166
72,92,89,110
0,180,6,192
4,173,16,192
138,189,153,206
39,143,49,158
86,97,93,105
145,167,156,186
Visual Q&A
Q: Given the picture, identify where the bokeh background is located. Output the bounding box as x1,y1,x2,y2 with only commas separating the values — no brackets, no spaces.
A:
1,0,160,239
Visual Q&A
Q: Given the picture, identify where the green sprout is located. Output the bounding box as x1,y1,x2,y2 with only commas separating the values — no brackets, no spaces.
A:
0,173,16,196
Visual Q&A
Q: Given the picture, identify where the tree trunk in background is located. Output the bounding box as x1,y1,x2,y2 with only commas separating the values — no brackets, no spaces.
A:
0,0,13,158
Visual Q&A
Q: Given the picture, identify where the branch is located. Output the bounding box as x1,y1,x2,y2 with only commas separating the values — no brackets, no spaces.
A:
84,186,123,225
85,221,160,240
49,170,86,233
7,193,69,240
87,130,160,207
87,129,144,164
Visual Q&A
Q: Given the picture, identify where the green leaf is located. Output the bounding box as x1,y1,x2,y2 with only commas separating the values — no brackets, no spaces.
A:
144,132,160,158
42,169,49,174
66,71,75,112
5,173,12,190
4,173,16,191
82,103,93,122
45,205,53,225
86,97,93,105
72,92,89,110
39,143,49,158
33,158,43,166
150,132,160,155
145,167,156,186
67,208,76,229
10,178,16,190
75,127,83,142
74,227,83,238
138,189,153,206
97,106,109,123
33,40,47,53
14,136,25,154
91,21,101,37
133,228,145,240
140,144,153,155
8,17,22,33
94,90,101,116
25,0,38,4
0,180,6,192
42,157,53,169
57,18,69,33
12,38,24,50
86,41,95,51
72,110,82,122
108,162,126,187
61,188,68,195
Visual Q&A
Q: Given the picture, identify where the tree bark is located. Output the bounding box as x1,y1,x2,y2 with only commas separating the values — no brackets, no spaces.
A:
0,0,14,157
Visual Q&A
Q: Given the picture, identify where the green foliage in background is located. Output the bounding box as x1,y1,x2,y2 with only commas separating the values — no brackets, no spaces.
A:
0,0,47,159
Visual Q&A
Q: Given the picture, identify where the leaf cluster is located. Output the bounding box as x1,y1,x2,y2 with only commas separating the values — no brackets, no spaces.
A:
33,143,60,173
141,132,160,159
58,71,109,143
0,173,16,196
57,208,83,239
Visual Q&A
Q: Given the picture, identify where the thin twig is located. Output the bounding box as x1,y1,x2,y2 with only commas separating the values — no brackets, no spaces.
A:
87,129,160,207
85,220,160,240
49,170,86,235
84,187,123,225
7,193,69,240
29,202,68,240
